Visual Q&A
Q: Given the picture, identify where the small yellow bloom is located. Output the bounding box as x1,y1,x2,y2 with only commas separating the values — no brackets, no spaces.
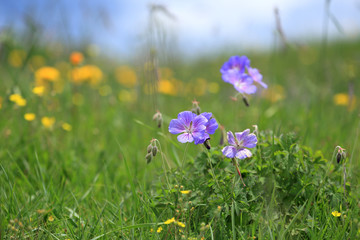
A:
332,211,341,217
164,217,175,224
158,79,177,95
62,123,72,131
35,67,60,83
32,86,45,96
150,228,154,233
333,93,356,111
70,52,84,65
115,65,137,88
180,190,191,194
24,113,36,121
176,221,185,228
41,117,56,129
48,215,54,222
8,49,26,67
9,94,27,107
156,226,163,233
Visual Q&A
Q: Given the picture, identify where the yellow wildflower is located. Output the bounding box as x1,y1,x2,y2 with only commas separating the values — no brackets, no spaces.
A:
150,228,154,233
32,86,45,96
115,65,137,88
71,65,103,86
333,93,356,111
156,226,163,233
24,113,36,121
62,123,72,131
70,52,84,65
9,94,27,107
29,55,45,70
158,79,177,95
180,190,191,194
48,216,54,222
176,221,185,228
331,211,341,217
164,217,175,224
41,117,56,129
35,67,60,84
118,90,137,103
193,78,207,96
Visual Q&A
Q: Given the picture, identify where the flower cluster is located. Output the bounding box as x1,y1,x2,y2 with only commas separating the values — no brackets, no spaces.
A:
220,55,267,94
168,111,218,144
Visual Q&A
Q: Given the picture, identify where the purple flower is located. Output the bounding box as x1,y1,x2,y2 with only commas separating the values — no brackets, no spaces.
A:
220,55,267,94
222,129,257,159
194,112,218,144
247,67,267,88
169,111,208,143
220,56,250,84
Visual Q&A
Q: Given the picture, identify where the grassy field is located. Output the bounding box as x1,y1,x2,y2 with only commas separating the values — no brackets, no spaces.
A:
1,32,360,239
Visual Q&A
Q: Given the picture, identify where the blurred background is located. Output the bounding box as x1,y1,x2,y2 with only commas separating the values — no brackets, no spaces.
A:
1,0,360,58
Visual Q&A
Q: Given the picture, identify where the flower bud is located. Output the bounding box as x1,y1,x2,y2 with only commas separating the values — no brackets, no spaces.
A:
153,111,163,128
152,146,158,157
145,153,153,164
147,144,153,153
242,96,250,107
336,152,342,164
204,138,211,150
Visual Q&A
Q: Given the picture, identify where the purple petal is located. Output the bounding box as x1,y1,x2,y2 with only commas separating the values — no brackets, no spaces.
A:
206,118,218,134
248,67,267,88
221,72,241,84
192,130,206,140
192,115,207,132
227,131,236,146
177,133,194,143
177,111,195,127
241,84,257,95
222,146,237,158
194,133,209,145
243,133,257,148
169,119,186,134
235,129,250,143
200,112,212,120
235,148,252,159
233,76,256,94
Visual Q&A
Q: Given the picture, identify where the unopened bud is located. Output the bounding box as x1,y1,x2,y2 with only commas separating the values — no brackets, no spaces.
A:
204,138,211,150
242,96,250,107
147,144,153,153
145,153,153,164
152,146,158,157
336,152,342,164
152,111,163,128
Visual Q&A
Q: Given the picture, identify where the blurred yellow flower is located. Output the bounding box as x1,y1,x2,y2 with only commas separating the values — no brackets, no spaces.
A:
180,190,191,194
35,67,60,84
333,93,356,111
24,113,36,121
118,90,137,103
262,84,285,103
164,217,175,224
9,94,27,107
158,79,177,95
193,78,207,96
176,221,185,228
32,86,45,96
41,117,56,129
62,123,72,131
156,226,163,233
48,216,54,222
331,211,341,217
115,66,137,88
8,49,26,67
29,55,45,70
70,52,84,65
71,65,103,86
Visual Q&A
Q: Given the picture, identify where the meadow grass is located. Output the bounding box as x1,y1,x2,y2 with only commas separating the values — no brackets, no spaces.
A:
0,36,360,239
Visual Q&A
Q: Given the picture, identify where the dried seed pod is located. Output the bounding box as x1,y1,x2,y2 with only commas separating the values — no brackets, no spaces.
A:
204,138,211,150
242,96,250,107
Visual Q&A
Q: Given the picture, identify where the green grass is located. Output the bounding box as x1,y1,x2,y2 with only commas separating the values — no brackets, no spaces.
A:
1,33,360,239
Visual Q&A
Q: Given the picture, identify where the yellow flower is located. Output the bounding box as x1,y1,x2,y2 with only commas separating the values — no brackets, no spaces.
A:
9,94,27,107
24,113,36,121
48,216,54,222
115,66,137,88
156,226,163,233
180,190,191,194
164,217,175,224
41,117,56,129
32,86,45,96
29,55,45,70
70,52,84,65
176,221,185,228
332,211,341,217
35,67,60,84
62,123,72,131
158,79,177,95
71,65,103,86
333,93,356,111
118,90,137,103
150,228,154,233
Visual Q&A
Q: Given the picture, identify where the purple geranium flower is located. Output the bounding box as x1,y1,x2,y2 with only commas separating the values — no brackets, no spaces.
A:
194,112,218,144
247,67,267,88
222,129,257,159
220,56,250,84
169,111,208,143
233,75,257,94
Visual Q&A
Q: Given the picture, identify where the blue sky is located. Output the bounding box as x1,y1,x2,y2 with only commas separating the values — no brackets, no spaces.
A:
1,0,359,58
